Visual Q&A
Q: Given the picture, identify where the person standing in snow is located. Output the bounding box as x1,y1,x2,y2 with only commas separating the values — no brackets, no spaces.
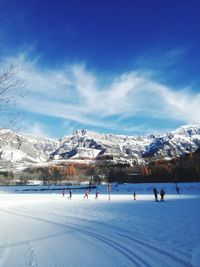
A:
95,190,99,199
68,189,72,200
176,186,180,194
133,192,136,200
84,190,89,199
160,189,165,201
153,187,158,202
62,190,65,197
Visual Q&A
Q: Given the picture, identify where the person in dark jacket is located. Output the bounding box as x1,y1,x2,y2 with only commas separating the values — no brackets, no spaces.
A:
153,187,158,202
68,189,72,200
160,189,165,201
95,190,99,199
176,186,180,194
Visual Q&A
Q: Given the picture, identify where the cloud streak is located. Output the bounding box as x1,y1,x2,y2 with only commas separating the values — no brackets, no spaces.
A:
1,53,200,134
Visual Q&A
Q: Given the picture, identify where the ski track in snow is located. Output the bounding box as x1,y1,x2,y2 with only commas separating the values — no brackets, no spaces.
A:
2,208,148,267
19,205,192,266
1,203,195,267
0,237,10,266
0,223,38,267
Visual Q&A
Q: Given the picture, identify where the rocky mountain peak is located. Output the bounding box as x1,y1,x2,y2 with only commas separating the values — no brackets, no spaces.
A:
0,124,200,171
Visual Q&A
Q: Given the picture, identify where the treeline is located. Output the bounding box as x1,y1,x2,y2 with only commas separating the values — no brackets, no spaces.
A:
0,171,14,185
108,149,200,183
0,163,106,186
1,149,200,185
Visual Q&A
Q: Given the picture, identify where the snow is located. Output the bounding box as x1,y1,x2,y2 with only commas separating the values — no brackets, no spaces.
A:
0,183,200,267
1,124,200,171
2,148,41,163
72,147,101,159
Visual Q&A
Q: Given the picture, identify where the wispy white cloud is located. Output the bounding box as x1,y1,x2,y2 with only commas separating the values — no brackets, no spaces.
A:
20,121,52,138
1,53,200,135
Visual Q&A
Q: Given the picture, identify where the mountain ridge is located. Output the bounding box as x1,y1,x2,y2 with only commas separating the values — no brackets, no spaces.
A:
0,124,200,171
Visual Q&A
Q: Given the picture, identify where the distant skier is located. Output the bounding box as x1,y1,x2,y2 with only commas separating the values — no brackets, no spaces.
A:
95,190,99,200
62,190,65,197
153,187,158,202
68,189,72,200
160,189,165,201
176,186,180,194
84,190,89,199
133,192,136,200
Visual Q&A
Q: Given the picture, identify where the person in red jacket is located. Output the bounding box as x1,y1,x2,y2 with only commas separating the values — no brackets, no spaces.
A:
83,190,89,199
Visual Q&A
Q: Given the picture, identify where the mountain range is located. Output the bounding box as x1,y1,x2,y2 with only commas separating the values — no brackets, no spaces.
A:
0,125,200,172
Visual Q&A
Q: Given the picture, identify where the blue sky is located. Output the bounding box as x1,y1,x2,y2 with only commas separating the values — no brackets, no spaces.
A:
0,0,200,138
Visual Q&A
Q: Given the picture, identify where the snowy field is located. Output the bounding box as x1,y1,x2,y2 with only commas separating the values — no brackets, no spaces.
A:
0,183,200,267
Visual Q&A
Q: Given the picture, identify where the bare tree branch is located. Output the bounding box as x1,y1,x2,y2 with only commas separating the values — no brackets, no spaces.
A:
0,65,24,128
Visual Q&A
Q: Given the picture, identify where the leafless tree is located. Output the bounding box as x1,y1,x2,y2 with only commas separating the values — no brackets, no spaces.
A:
0,64,24,128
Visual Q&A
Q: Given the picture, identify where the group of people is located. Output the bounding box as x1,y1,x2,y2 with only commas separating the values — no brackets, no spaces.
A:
153,187,165,202
62,189,100,200
83,190,100,199
132,189,166,202
62,189,72,199
62,188,167,202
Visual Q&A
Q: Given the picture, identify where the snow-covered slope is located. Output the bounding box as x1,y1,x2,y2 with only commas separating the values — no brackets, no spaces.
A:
0,125,200,171
143,125,200,159
0,129,59,170
51,125,200,162
0,184,200,267
50,129,148,164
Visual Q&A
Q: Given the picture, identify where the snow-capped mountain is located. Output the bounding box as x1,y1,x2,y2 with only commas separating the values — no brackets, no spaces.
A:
50,129,148,164
0,129,59,170
0,125,200,171
51,125,200,162
143,125,200,158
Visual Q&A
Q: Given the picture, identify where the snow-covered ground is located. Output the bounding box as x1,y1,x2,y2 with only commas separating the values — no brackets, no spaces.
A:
0,183,200,267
